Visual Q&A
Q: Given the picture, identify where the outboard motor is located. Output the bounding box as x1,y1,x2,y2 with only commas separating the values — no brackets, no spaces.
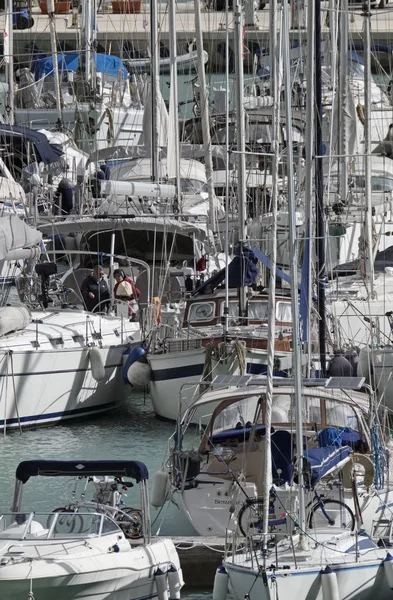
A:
35,262,57,309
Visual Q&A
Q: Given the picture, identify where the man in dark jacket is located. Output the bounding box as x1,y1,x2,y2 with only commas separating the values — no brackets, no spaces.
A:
81,265,111,313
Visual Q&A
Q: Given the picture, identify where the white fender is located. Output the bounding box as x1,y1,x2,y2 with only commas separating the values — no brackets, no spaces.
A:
384,553,393,589
155,568,169,600
321,566,340,600
89,347,105,382
127,361,151,387
167,565,182,600
342,453,375,489
212,566,228,600
151,470,170,508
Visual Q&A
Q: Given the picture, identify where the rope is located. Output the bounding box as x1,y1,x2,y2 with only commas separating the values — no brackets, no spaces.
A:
234,340,246,375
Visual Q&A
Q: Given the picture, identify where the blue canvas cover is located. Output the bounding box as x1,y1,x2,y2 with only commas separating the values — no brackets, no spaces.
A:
302,446,353,489
193,246,258,295
16,460,148,484
0,125,63,165
34,53,128,81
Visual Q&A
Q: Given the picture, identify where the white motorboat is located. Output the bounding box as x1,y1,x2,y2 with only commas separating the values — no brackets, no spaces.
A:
0,459,183,600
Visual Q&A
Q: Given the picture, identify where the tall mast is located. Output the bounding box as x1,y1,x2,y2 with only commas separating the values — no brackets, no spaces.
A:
234,0,247,318
5,0,14,125
81,0,96,91
47,0,63,129
315,0,326,376
363,0,375,296
283,0,308,550
261,0,280,557
168,0,181,197
150,0,160,182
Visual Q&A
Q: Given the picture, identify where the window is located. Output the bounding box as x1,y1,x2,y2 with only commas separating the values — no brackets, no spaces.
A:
276,302,292,322
188,302,215,322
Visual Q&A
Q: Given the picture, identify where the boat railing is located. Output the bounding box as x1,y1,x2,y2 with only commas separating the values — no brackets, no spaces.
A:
0,511,121,542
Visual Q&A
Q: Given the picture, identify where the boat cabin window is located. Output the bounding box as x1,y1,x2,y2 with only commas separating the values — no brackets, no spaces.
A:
189,302,215,323
225,300,291,322
276,302,292,322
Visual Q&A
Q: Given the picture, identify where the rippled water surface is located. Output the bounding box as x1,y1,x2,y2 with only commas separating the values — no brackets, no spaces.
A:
0,392,207,579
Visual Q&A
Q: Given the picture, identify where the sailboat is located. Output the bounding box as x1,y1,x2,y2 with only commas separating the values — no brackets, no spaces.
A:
0,215,143,430
220,1,393,598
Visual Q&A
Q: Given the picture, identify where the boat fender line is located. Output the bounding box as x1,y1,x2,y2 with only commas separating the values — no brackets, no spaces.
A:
151,470,170,508
342,453,375,489
89,347,106,382
168,565,182,600
155,568,169,600
212,565,228,600
384,553,393,589
320,566,340,600
122,345,150,386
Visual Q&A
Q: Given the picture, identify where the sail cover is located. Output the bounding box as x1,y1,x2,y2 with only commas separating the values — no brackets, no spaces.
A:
299,446,353,489
0,125,63,165
34,53,129,80
193,246,258,295
0,216,41,261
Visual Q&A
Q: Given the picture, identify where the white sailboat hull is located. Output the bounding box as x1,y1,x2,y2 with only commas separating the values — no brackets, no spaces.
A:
225,556,390,600
0,308,140,429
148,345,290,422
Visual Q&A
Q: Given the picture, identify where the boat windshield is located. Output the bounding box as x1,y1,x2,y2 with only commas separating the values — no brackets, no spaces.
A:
0,512,120,540
210,393,361,433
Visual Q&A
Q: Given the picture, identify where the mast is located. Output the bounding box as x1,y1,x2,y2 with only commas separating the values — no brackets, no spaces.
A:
301,0,315,372
5,0,14,125
363,0,375,296
150,0,160,182
168,0,181,197
338,0,349,209
47,0,63,129
261,0,280,557
234,0,247,318
315,0,326,376
282,0,308,549
194,0,216,234
81,0,96,93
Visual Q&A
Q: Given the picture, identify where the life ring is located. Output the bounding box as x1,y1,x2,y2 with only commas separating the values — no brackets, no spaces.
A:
342,453,375,489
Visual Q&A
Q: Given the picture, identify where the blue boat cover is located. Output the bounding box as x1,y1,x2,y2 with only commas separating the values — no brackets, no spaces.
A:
34,53,129,80
302,446,353,489
16,460,149,484
193,246,258,295
0,125,63,165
